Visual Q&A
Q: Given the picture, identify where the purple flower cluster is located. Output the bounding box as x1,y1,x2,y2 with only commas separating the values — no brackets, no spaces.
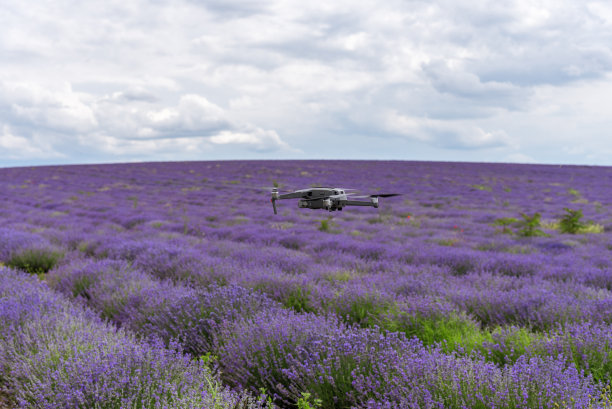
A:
0,266,262,408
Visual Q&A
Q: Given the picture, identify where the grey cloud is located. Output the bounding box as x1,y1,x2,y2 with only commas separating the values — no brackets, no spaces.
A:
113,88,159,103
189,0,271,18
383,110,515,150
0,82,97,134
440,2,612,86
0,80,291,162
421,60,528,110
473,46,612,86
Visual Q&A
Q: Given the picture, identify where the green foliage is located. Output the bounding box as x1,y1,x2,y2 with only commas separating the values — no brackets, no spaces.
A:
434,238,460,247
493,217,519,234
297,392,322,409
127,195,138,208
492,212,550,237
7,248,63,275
389,311,492,352
257,388,275,409
70,274,95,299
283,286,315,313
318,219,330,232
322,271,353,284
558,208,584,234
470,184,492,191
341,295,394,328
324,291,396,330
299,354,360,409
480,327,541,366
199,352,218,367
493,217,519,226
516,212,547,237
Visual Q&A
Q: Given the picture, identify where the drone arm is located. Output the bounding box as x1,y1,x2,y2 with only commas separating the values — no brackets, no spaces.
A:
277,192,306,200
341,199,377,208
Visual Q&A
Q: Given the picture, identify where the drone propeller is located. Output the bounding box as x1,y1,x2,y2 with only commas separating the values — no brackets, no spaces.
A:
372,193,401,198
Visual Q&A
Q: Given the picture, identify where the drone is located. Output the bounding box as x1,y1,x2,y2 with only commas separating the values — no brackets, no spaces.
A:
269,187,400,214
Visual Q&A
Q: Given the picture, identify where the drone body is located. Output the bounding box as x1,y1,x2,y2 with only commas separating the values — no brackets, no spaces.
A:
270,187,399,214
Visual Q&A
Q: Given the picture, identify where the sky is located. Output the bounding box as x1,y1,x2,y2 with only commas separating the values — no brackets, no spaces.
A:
2,0,612,167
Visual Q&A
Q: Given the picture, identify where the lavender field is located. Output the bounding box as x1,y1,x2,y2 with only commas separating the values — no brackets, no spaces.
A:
2,160,612,408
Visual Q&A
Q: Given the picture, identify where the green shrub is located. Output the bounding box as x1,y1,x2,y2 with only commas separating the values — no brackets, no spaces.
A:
7,248,63,275
318,219,330,232
492,217,519,234
516,212,547,237
493,217,519,226
558,208,585,234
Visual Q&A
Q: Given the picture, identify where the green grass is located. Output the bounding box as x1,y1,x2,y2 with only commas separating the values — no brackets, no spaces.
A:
283,286,315,313
493,217,519,226
479,326,542,366
433,238,461,246
387,310,492,352
7,248,63,275
543,220,604,234
323,271,354,284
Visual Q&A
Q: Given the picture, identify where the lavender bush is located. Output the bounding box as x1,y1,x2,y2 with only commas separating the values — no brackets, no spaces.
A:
0,266,263,408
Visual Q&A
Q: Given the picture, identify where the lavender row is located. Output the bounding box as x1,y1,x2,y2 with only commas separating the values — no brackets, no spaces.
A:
4,221,612,360
0,266,262,409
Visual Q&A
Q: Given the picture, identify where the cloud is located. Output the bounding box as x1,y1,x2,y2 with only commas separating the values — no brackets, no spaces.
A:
210,128,289,152
421,60,527,110
0,80,291,161
110,88,159,103
0,125,63,160
384,110,514,150
505,152,536,163
2,0,612,165
95,94,231,140
0,82,97,134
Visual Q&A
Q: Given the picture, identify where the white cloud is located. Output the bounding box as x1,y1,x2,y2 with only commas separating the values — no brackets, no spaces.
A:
0,82,97,134
506,152,536,163
384,110,515,149
0,80,290,161
210,128,290,152
0,125,63,159
421,60,526,109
